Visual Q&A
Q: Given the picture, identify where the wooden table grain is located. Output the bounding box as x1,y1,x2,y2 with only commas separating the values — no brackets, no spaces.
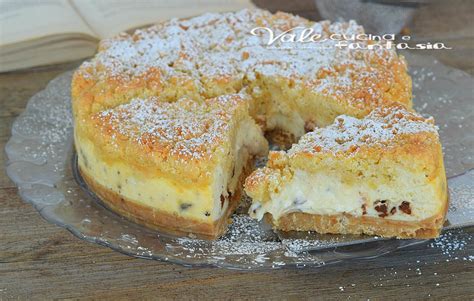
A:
1,1,473,299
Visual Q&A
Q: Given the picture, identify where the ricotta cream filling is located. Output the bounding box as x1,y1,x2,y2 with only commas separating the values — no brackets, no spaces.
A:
250,169,444,223
266,112,305,138
210,117,266,218
76,117,266,223
77,136,216,221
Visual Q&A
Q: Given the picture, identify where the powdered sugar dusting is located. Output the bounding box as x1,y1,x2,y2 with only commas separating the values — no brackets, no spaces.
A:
95,94,245,160
169,215,328,267
290,105,439,156
7,53,474,270
176,215,281,256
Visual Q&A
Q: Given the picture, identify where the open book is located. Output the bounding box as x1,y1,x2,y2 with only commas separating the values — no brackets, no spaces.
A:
0,0,254,72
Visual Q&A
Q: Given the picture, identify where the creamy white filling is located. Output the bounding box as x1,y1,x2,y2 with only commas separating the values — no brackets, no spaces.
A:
77,136,217,221
266,112,305,138
76,117,267,222
250,169,444,222
211,118,261,217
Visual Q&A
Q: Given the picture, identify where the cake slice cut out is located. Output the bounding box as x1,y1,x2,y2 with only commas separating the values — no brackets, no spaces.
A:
245,104,448,239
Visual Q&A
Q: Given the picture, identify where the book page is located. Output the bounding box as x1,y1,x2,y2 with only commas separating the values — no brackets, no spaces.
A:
0,0,97,46
71,0,255,38
0,36,97,72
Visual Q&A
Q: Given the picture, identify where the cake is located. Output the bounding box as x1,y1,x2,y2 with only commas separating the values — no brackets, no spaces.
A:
72,9,427,239
72,9,412,141
76,93,268,238
245,104,448,239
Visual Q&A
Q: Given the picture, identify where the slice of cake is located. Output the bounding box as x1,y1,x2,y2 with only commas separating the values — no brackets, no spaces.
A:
71,9,417,239
245,104,448,239
75,93,268,238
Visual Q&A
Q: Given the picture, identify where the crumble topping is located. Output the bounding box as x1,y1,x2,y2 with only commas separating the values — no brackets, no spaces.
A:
289,105,439,156
94,94,245,160
77,9,403,106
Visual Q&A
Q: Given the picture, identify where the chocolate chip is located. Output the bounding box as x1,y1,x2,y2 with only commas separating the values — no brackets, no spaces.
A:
180,203,192,211
390,207,397,215
293,198,306,206
204,211,211,217
399,201,412,214
361,204,367,215
374,203,388,218
220,195,226,209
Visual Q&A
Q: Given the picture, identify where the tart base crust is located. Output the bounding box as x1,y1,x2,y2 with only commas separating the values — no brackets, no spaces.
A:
266,202,448,239
79,159,255,239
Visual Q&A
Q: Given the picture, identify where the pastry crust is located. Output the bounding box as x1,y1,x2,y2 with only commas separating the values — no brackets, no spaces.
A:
79,158,255,239
266,203,448,239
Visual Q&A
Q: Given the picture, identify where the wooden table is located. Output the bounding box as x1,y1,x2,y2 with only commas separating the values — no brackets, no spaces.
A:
1,0,473,299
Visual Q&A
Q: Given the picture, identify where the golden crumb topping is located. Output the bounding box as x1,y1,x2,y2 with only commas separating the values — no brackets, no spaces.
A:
289,104,438,156
92,94,246,161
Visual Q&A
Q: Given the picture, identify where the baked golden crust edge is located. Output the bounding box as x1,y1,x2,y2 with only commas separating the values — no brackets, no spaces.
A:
78,158,255,239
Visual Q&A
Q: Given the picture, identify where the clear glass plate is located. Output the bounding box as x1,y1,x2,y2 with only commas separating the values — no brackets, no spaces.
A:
5,52,474,270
